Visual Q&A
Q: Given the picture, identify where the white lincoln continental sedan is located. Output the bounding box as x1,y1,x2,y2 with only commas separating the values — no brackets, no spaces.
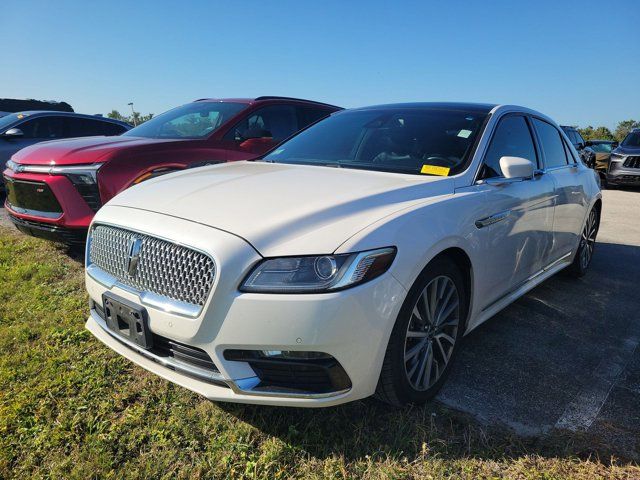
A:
85,103,602,407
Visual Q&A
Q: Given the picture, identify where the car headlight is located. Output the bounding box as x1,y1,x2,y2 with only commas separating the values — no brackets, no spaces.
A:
240,247,396,293
610,153,624,161
5,159,19,172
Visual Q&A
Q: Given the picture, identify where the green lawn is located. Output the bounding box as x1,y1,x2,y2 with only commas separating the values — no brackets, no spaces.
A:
0,224,637,479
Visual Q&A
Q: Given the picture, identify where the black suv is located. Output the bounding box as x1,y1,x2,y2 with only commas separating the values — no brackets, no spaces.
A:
561,125,596,168
607,128,640,187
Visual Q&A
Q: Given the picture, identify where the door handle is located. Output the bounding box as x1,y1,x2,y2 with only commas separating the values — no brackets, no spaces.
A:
475,210,511,229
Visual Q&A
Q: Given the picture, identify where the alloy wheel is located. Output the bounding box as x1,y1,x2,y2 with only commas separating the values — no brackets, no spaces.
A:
580,209,598,270
403,275,459,391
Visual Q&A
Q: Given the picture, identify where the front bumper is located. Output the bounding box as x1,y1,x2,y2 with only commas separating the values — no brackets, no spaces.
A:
9,214,87,245
607,167,640,186
85,206,407,406
3,169,98,235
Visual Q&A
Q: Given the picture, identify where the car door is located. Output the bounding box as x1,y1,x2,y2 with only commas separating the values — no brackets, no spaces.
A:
470,114,556,307
0,115,66,170
531,118,588,261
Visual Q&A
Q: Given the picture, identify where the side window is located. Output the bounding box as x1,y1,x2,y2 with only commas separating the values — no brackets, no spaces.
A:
481,115,537,178
533,119,569,169
99,122,128,136
566,130,577,146
297,107,331,129
225,105,298,142
18,116,66,139
67,118,127,137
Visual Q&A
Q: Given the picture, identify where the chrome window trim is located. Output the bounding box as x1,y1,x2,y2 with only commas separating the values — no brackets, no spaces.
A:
86,221,217,318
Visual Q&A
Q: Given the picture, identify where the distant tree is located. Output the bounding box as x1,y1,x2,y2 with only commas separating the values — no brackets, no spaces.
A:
107,109,154,126
614,120,640,142
578,125,615,141
107,110,128,122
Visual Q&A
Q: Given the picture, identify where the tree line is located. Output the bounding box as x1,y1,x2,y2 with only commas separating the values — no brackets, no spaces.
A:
106,110,154,126
577,119,640,142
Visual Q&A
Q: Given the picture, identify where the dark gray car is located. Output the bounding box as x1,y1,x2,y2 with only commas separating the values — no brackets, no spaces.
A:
0,111,131,191
607,128,640,187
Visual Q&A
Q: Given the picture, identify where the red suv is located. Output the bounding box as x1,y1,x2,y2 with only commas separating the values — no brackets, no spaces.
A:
3,97,340,245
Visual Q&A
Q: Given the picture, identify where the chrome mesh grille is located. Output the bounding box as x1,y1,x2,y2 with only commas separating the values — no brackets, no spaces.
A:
89,224,215,307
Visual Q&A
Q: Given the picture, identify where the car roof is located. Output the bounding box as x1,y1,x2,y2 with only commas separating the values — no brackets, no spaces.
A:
10,110,131,126
351,102,497,114
193,96,342,109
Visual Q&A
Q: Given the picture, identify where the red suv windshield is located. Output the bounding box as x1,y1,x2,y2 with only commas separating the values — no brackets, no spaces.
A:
123,102,246,139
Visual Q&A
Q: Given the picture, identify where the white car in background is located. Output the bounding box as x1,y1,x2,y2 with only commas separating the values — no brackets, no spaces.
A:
84,102,601,407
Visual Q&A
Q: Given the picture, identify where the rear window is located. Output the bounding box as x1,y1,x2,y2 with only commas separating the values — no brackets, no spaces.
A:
533,119,569,168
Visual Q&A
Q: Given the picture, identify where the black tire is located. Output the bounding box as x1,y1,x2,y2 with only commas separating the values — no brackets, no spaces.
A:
375,256,468,407
568,207,599,277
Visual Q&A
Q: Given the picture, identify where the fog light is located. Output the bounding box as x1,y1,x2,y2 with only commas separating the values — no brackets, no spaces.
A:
223,349,351,393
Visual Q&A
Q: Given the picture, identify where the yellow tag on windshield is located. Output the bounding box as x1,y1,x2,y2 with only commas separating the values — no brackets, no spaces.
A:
421,165,450,176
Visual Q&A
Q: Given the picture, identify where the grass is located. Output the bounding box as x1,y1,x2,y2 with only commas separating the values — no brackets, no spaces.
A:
0,224,638,479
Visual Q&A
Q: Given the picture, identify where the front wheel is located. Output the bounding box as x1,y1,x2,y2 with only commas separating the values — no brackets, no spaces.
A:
376,257,467,406
568,207,599,276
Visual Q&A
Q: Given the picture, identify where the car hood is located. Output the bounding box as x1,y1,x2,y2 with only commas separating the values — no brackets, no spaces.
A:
615,146,640,156
106,161,453,256
11,135,187,166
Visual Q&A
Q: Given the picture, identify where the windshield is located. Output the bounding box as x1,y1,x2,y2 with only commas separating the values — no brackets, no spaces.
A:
0,113,31,132
263,108,487,176
123,102,246,139
590,143,613,153
621,131,640,148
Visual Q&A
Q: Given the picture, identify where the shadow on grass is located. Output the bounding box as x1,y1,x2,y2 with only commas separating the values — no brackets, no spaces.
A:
218,398,634,466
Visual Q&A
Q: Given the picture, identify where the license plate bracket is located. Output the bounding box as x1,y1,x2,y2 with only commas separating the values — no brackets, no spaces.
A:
102,292,153,349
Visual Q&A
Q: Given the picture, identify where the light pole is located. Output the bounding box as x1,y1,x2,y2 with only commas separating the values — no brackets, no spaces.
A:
128,102,137,126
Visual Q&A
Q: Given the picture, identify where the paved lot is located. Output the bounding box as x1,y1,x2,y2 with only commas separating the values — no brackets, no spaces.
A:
1,189,639,457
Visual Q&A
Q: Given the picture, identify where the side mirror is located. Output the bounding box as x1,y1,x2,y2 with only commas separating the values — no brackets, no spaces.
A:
500,156,535,179
2,127,24,139
576,143,585,150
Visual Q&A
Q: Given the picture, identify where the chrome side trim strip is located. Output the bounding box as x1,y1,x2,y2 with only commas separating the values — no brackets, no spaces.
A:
481,251,573,312
475,210,511,229
229,376,351,400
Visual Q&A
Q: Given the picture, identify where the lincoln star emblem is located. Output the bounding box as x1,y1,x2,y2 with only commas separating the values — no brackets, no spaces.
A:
126,237,143,276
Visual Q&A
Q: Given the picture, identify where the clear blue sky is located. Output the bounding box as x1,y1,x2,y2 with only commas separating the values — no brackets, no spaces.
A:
2,0,638,129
